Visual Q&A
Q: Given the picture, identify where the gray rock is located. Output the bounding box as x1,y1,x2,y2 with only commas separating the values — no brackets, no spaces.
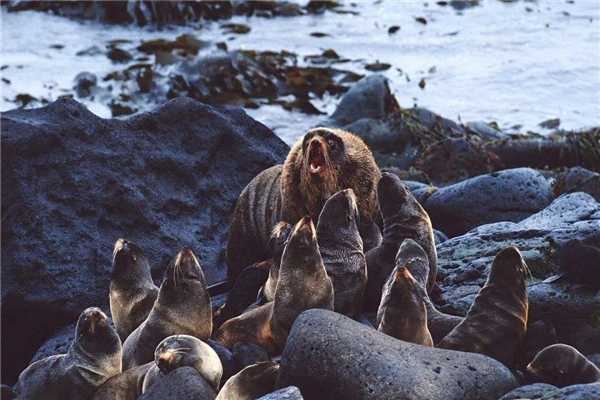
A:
139,366,216,400
322,75,398,128
540,383,600,400
73,72,97,98
277,309,518,400
403,180,429,192
1,97,288,384
466,121,507,140
555,167,600,202
423,168,553,237
435,193,600,354
29,323,76,365
499,383,557,400
434,229,449,245
258,386,304,400
589,354,600,370
232,342,271,371
412,185,436,204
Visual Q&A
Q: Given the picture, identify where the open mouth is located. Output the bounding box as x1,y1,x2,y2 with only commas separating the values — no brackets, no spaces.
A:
309,145,326,174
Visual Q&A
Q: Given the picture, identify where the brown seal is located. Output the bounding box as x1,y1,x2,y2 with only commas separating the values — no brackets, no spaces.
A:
394,238,463,344
226,128,380,282
215,216,334,355
92,363,153,400
377,265,433,346
317,188,367,319
215,361,279,400
17,308,122,400
122,247,212,370
110,238,159,342
437,246,529,368
142,334,222,393
263,221,293,302
364,172,437,310
526,344,600,387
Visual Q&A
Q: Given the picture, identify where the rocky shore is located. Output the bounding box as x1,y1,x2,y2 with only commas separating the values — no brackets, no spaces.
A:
2,2,600,399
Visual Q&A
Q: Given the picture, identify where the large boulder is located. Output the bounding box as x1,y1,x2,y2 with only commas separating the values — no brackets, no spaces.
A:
277,309,518,400
258,387,304,400
435,192,600,354
1,97,288,383
554,166,600,202
138,366,216,400
423,168,553,237
498,383,557,400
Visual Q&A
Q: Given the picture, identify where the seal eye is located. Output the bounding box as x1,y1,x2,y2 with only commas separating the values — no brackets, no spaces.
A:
328,139,336,150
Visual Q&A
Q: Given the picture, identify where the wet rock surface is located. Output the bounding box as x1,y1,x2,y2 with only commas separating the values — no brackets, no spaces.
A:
138,366,216,400
1,97,288,384
278,309,518,400
435,192,600,354
498,383,558,400
423,168,553,237
258,386,304,400
554,166,600,202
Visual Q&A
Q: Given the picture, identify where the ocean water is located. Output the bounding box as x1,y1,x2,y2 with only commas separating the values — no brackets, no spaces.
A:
2,1,599,145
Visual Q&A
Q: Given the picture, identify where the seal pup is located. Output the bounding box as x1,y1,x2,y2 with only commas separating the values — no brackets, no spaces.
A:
270,215,335,340
17,308,122,400
213,261,270,331
91,363,153,400
142,335,222,393
110,238,159,342
377,265,433,346
395,239,463,344
122,247,212,370
317,188,367,319
262,221,293,302
437,246,529,368
364,172,437,310
215,216,334,355
526,344,600,387
215,361,279,400
226,128,380,282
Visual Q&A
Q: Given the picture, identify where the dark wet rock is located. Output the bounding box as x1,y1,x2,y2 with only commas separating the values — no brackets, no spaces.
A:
258,386,304,400
465,121,508,140
321,74,399,127
414,138,504,185
277,309,518,400
1,97,288,384
449,0,480,10
486,128,600,172
499,383,557,400
222,23,251,34
29,323,76,365
76,45,103,57
208,339,236,387
403,180,429,192
232,342,271,371
138,34,209,56
554,167,600,202
539,118,561,130
515,321,558,370
423,168,553,236
107,47,132,63
139,366,216,400
413,108,464,137
365,62,391,72
388,26,400,34
559,239,600,289
73,72,97,98
435,193,600,354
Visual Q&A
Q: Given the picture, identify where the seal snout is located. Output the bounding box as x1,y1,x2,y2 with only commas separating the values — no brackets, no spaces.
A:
308,137,326,175
156,353,172,372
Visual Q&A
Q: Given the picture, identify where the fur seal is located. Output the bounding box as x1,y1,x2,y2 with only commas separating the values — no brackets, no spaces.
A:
437,246,529,368
317,188,367,319
377,265,433,346
142,335,222,393
17,308,122,400
122,247,212,370
393,238,463,344
215,361,279,400
226,128,380,282
263,221,293,302
91,363,153,400
364,172,437,310
526,344,600,387
215,216,334,355
110,238,159,342
214,261,270,331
